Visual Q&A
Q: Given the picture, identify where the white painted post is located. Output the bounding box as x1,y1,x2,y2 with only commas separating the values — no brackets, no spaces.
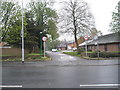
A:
86,41,87,57
42,37,47,57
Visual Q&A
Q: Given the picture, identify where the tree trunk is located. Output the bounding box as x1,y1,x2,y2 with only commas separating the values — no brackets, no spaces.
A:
73,8,79,54
74,30,79,54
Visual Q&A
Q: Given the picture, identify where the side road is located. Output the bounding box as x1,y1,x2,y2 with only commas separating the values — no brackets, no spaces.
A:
2,51,119,67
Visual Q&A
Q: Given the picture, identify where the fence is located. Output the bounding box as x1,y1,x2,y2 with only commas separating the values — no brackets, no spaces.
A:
2,48,29,56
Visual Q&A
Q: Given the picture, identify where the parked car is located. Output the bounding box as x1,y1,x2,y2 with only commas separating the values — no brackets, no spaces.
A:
52,49,57,52
72,48,77,51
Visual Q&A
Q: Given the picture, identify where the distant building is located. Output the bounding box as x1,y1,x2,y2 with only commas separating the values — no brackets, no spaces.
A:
57,41,67,50
0,42,11,48
67,41,74,49
79,32,120,52
67,37,85,49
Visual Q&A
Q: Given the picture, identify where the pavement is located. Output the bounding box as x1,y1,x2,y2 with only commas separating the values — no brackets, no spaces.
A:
1,51,120,88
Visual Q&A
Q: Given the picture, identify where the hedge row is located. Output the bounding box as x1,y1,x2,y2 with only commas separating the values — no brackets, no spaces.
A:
88,52,120,58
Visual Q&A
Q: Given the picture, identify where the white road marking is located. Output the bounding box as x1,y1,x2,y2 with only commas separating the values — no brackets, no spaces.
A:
69,56,74,59
0,85,22,87
80,84,120,87
60,56,64,59
57,54,65,55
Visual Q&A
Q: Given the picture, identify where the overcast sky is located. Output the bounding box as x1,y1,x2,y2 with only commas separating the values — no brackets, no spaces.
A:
18,0,119,41
84,0,119,35
54,0,119,40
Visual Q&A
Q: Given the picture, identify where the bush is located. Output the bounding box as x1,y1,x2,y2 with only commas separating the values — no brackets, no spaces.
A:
89,52,120,58
77,48,84,54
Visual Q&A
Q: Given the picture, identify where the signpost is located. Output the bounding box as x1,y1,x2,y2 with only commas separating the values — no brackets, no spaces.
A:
95,42,99,60
84,35,88,57
42,37,47,57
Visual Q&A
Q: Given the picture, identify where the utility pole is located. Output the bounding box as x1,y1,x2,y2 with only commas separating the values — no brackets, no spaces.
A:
21,0,24,63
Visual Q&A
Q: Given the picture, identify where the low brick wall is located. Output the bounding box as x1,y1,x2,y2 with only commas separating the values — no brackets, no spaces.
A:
2,48,29,56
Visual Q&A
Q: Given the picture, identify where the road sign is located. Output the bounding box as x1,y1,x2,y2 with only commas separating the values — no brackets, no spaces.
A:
42,37,47,42
84,35,88,41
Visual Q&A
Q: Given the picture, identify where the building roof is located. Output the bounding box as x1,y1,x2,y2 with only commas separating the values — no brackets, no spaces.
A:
79,32,120,46
87,32,120,45
79,40,93,46
67,40,75,44
0,42,7,47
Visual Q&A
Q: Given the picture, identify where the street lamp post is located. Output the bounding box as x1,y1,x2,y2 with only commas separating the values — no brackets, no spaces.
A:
21,0,24,63
39,32,42,54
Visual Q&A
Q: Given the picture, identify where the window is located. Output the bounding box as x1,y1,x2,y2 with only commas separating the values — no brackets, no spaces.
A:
104,45,107,51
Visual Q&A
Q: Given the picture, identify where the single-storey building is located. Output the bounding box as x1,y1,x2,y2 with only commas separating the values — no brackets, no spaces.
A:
79,32,120,52
67,37,85,49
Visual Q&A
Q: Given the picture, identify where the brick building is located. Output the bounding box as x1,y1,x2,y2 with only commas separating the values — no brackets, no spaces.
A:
79,32,120,52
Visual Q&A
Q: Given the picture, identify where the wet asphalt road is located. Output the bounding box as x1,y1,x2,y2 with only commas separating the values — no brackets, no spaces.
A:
2,51,119,88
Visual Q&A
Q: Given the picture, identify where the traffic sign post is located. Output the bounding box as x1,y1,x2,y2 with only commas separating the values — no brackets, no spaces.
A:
42,37,47,57
95,42,99,60
84,35,88,57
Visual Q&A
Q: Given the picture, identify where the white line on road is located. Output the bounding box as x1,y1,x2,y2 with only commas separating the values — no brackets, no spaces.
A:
0,85,22,88
69,56,74,59
58,54,65,55
80,84,120,87
60,56,64,59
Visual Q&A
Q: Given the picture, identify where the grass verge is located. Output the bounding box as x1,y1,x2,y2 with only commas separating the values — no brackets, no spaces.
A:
63,52,108,60
63,52,81,57
1,53,51,62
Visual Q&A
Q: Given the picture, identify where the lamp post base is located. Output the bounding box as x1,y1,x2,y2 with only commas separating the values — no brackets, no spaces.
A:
22,61,24,63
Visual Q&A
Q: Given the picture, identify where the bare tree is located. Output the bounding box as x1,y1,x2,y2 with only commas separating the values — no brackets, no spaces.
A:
58,0,95,53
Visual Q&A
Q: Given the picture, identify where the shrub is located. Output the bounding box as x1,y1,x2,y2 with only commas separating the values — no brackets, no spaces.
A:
77,48,84,54
88,52,120,58
89,52,97,58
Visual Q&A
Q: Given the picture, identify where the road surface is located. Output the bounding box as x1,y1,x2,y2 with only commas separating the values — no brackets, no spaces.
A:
2,51,119,88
